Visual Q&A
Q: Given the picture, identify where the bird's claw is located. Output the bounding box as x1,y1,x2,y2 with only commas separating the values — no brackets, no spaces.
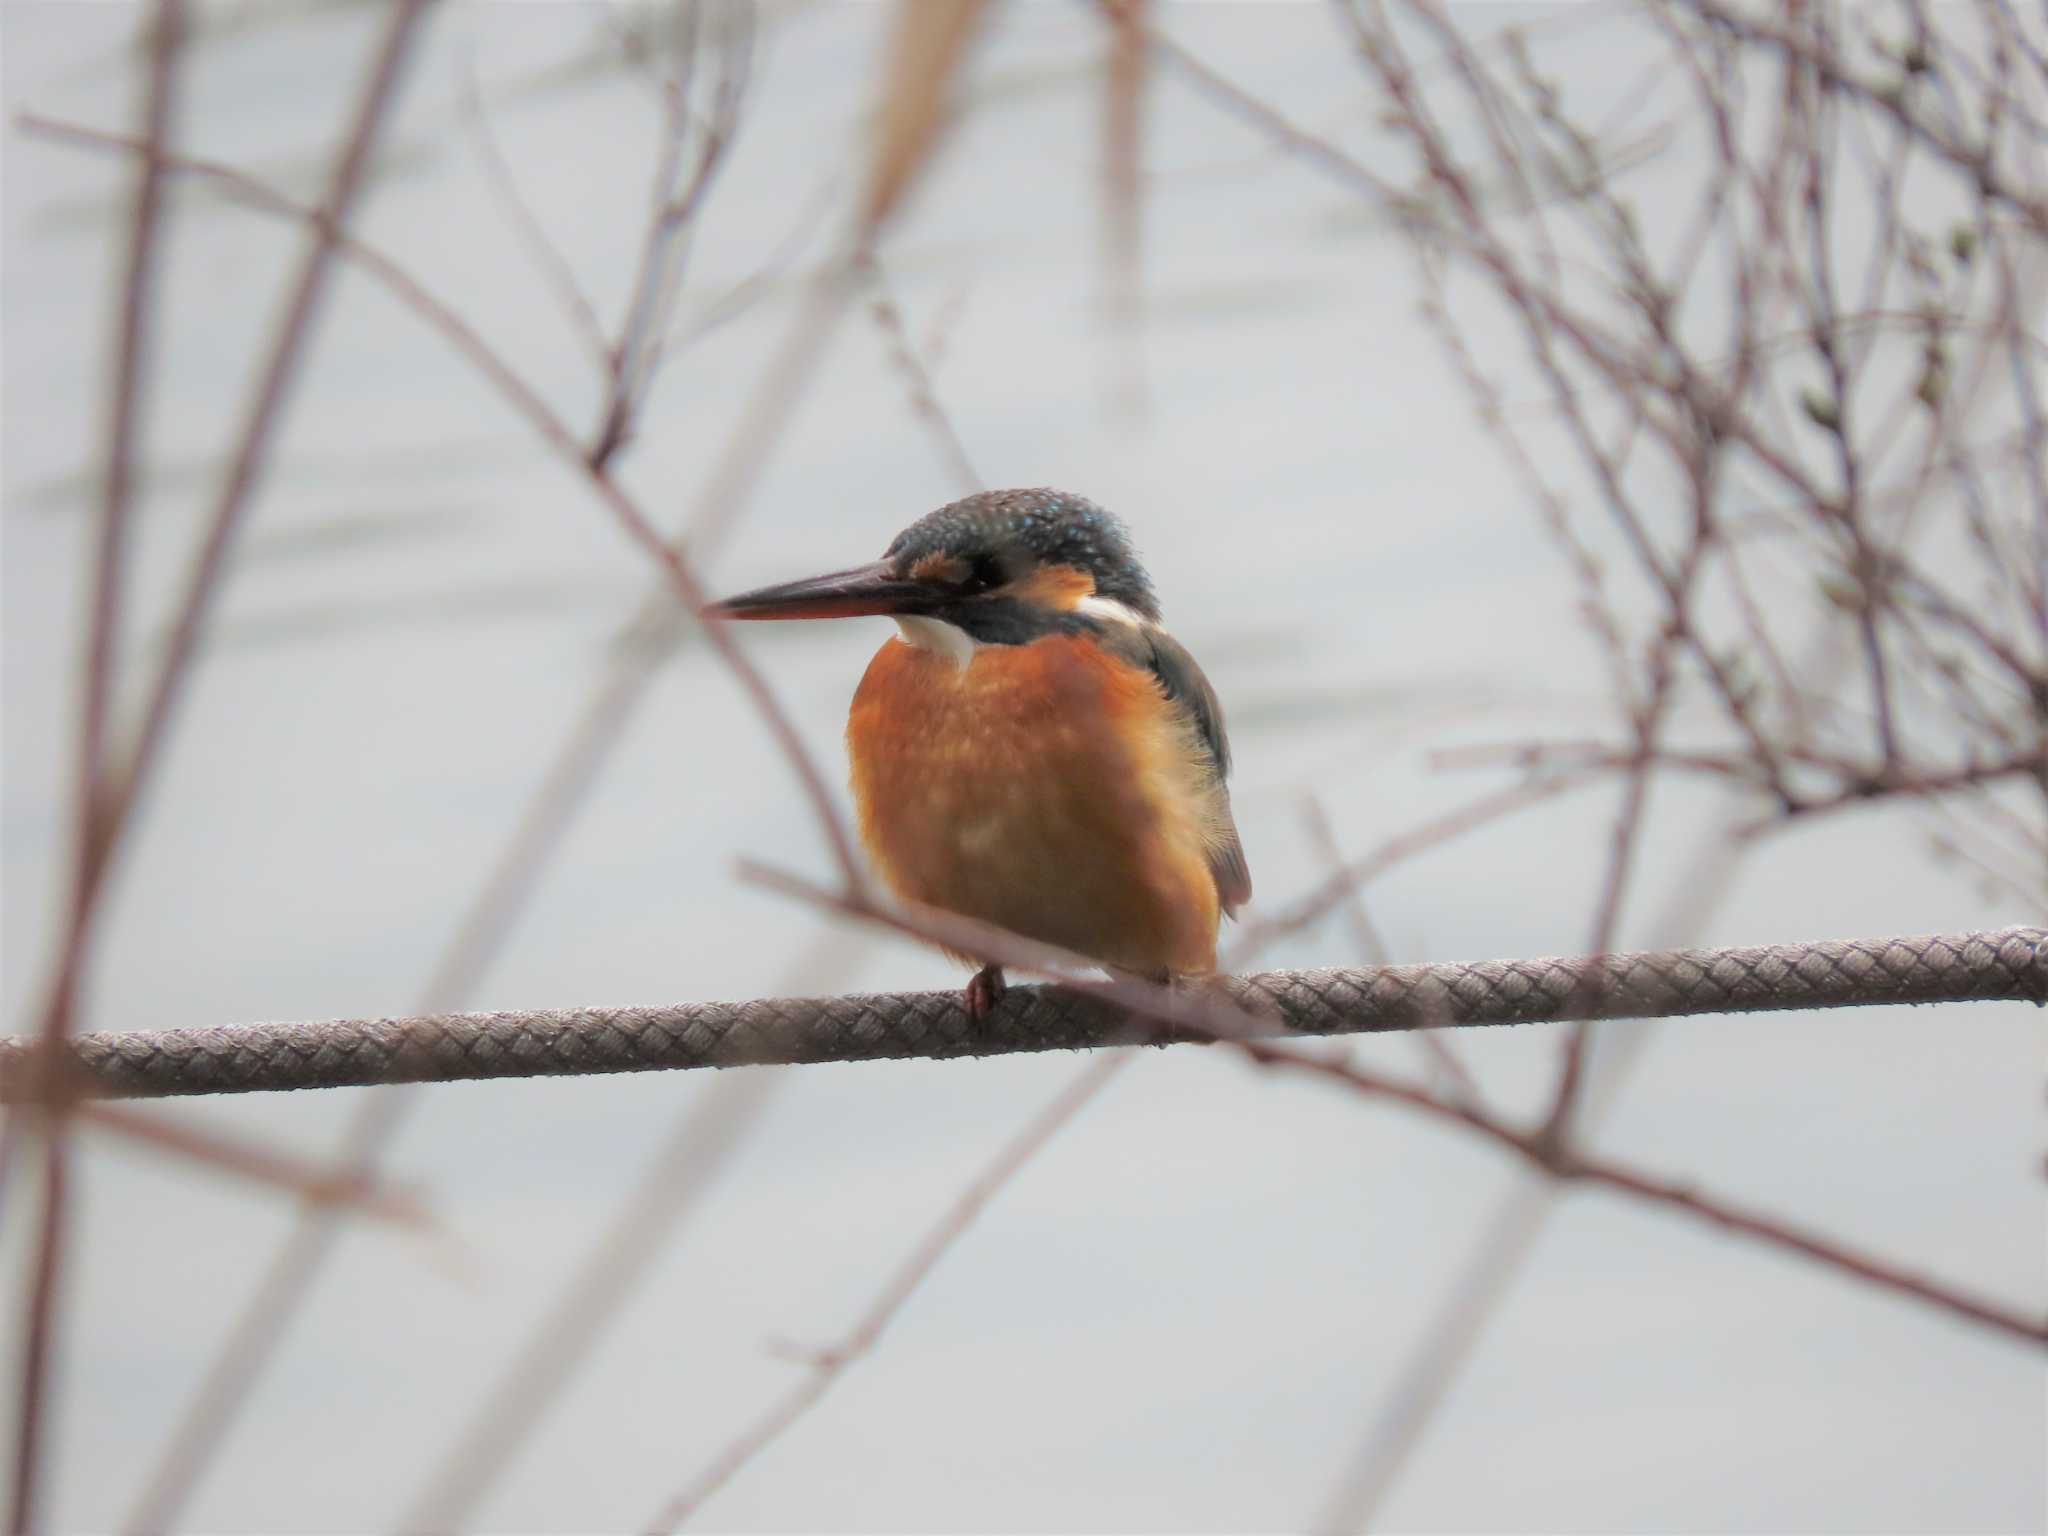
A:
964,963,1008,1022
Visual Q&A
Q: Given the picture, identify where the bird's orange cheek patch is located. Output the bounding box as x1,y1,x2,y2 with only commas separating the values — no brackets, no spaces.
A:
1009,563,1096,610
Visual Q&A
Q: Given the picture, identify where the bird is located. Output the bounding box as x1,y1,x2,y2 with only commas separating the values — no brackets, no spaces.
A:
711,488,1250,1020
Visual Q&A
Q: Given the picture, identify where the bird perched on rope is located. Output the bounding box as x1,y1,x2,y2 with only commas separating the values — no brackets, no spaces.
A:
712,488,1251,1019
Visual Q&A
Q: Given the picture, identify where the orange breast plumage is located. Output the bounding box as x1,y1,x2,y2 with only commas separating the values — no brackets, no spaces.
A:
846,629,1225,976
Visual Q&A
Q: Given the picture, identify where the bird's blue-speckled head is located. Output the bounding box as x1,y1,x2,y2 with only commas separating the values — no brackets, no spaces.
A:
710,488,1159,645
883,489,1160,621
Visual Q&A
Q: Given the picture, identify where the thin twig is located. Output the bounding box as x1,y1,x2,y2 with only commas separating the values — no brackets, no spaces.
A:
77,1103,433,1233
18,112,868,891
1537,749,1657,1143
643,1051,1130,1532
1226,1034,2048,1349
858,252,982,494
1669,0,2048,236
13,1,188,1520
756,873,2048,1349
120,1097,411,1533
456,57,612,377
14,6,435,1524
1229,775,1588,962
63,12,958,1512
1297,794,1479,1103
594,0,752,469
1313,765,1809,1531
22,1,420,1527
401,1071,785,1533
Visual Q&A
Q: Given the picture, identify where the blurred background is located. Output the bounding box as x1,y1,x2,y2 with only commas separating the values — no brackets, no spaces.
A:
3,2,2042,1530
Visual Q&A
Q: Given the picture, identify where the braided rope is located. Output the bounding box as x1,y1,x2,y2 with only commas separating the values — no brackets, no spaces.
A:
3,926,2039,1103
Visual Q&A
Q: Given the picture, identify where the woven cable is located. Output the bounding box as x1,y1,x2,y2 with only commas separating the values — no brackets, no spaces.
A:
2,926,2040,1103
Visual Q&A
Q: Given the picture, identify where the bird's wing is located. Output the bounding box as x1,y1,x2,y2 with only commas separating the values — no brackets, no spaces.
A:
1130,627,1253,916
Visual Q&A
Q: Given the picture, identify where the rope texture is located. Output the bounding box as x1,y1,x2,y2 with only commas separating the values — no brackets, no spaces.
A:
3,926,2040,1103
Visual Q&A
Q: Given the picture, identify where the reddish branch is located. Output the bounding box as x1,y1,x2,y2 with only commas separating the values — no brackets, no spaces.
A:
753,871,2048,1351
12,6,432,1531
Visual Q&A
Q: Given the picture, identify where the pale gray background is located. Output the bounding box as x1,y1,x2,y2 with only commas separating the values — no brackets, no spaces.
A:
3,3,2041,1531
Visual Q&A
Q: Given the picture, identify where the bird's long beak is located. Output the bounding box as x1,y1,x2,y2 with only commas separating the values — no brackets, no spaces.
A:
709,560,929,621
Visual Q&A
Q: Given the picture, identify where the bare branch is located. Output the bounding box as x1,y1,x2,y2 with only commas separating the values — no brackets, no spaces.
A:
18,110,868,892
643,1052,1128,1531
402,1073,781,1533
76,1103,434,1233
859,253,982,495
1297,794,1480,1104
860,0,991,237
12,5,431,1528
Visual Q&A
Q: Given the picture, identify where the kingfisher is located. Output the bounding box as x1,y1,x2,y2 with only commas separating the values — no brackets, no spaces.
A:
712,488,1251,1019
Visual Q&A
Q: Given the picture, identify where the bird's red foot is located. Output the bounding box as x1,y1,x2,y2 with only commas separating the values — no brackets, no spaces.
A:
964,963,1008,1022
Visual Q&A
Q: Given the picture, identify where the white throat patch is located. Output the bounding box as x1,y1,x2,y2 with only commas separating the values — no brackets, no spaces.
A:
894,614,981,669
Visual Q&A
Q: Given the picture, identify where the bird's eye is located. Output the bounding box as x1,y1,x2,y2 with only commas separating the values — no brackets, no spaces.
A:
966,553,1007,592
